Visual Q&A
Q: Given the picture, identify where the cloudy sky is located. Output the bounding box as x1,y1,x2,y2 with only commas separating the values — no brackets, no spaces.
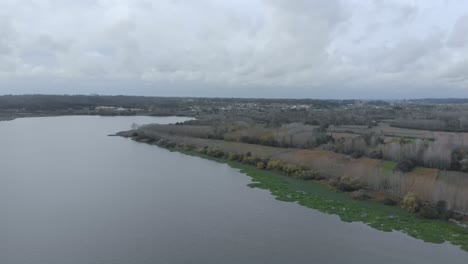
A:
1,0,468,98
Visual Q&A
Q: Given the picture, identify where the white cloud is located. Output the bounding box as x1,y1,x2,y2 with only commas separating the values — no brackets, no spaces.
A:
0,0,468,98
448,14,468,48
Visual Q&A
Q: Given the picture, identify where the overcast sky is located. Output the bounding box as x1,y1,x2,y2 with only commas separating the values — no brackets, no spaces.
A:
1,0,468,99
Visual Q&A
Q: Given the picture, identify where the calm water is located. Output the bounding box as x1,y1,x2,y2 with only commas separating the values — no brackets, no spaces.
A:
0,116,466,264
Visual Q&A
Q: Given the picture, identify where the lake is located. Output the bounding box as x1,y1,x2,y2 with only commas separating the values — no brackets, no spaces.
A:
0,116,466,264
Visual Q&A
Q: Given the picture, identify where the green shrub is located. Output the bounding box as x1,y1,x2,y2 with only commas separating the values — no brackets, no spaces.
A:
383,161,397,172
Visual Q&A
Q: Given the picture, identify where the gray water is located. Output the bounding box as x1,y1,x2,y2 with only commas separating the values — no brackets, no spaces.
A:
0,116,466,264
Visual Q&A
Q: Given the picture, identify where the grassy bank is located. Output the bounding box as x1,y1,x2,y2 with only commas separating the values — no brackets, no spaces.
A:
170,149,468,252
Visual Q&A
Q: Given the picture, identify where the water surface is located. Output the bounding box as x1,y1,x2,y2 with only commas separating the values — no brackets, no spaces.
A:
0,116,466,264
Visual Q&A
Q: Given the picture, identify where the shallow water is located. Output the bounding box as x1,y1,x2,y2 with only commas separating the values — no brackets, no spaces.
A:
0,116,466,264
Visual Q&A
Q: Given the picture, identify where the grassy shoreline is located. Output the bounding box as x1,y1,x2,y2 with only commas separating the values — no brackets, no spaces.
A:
163,148,468,252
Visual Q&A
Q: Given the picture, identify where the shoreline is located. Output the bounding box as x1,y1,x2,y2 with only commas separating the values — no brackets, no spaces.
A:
119,134,468,252
0,113,191,123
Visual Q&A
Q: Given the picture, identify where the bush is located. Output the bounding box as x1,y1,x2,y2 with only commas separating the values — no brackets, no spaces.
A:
156,138,169,146
435,200,457,220
382,197,397,206
296,170,319,180
368,150,383,159
350,189,370,200
329,178,339,187
207,147,224,158
146,137,157,143
314,174,326,180
436,200,448,218
335,177,362,192
401,193,421,213
199,146,209,154
184,144,196,151
336,182,358,192
256,162,266,169
266,160,284,170
397,159,416,172
242,156,261,166
460,159,468,172
451,212,464,221
135,134,148,141
228,152,243,161
418,206,440,219
351,150,364,159
166,141,176,148
282,163,301,175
